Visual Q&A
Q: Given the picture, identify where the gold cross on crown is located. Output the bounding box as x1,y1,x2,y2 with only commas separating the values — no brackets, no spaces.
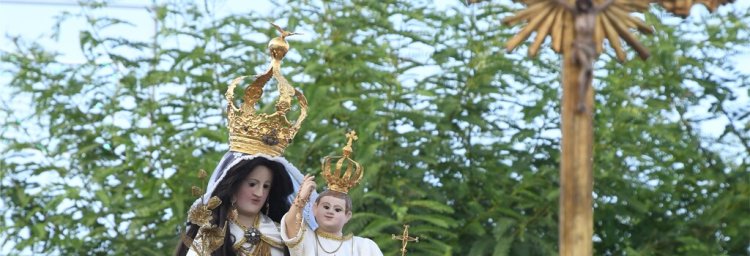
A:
342,131,358,157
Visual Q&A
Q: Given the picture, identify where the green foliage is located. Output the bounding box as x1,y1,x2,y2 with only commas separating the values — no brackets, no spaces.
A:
1,0,748,255
592,8,750,255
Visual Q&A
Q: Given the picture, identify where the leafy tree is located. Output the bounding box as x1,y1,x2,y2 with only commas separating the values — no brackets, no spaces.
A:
591,9,750,255
1,0,748,255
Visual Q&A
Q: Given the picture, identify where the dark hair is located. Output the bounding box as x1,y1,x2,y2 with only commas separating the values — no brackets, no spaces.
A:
315,190,353,213
175,157,293,256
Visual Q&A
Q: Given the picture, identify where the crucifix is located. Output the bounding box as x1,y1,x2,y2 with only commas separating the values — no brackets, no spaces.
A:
498,0,735,254
391,224,419,256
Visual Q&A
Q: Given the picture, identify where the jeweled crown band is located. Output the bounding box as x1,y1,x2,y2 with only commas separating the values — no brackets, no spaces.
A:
229,136,285,157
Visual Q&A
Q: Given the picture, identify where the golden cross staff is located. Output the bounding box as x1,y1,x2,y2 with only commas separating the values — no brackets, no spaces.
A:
392,224,419,256
496,0,735,255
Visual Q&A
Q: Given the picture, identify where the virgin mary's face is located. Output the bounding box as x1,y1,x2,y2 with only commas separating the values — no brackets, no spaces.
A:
233,165,273,216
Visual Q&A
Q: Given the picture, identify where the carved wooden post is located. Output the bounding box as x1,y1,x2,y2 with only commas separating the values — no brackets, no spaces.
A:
500,0,734,254
558,21,595,255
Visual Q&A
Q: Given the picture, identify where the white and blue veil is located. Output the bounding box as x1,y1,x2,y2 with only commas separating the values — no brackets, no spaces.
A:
189,151,319,230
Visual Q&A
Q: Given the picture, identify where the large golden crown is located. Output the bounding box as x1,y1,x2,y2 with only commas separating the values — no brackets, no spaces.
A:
225,23,307,157
322,131,364,194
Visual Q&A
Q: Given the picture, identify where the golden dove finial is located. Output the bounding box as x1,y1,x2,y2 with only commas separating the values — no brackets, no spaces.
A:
268,22,301,60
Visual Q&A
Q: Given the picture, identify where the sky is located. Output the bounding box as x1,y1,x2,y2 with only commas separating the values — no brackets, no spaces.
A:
1,0,749,254
1,0,747,163
0,0,272,61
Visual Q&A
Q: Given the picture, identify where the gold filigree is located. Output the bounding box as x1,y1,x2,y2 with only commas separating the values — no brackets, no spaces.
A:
315,229,353,241
226,23,307,157
206,196,222,210
191,186,203,197
321,131,364,194
188,201,214,226
184,196,227,256
198,224,227,253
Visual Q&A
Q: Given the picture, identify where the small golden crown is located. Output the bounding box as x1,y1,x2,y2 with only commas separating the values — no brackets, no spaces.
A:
225,23,307,157
322,131,364,194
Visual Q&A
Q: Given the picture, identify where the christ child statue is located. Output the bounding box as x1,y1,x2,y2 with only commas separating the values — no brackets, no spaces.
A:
280,131,383,256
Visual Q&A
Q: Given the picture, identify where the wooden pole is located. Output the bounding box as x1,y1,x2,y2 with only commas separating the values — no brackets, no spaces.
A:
559,23,594,256
496,0,733,254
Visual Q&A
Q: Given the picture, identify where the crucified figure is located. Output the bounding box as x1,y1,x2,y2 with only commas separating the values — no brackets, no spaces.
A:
556,0,614,113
